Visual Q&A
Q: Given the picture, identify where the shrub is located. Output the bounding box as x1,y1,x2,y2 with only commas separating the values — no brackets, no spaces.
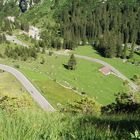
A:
48,51,53,56
61,97,101,115
72,87,77,90
123,80,129,86
81,91,86,95
132,75,139,81
40,57,45,64
101,92,140,115
14,64,20,69
0,69,4,73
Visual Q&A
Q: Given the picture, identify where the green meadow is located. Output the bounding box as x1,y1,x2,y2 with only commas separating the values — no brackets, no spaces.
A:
75,45,140,79
0,48,128,105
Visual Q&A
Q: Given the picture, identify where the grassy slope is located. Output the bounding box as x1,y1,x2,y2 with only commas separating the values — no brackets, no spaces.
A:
20,0,55,27
20,69,81,107
0,43,81,107
0,72,39,110
0,1,140,139
0,110,139,140
0,55,139,140
0,72,25,95
32,54,127,105
75,46,140,79
1,0,139,106
0,43,128,105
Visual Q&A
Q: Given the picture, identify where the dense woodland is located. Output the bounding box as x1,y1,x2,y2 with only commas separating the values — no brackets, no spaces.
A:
0,0,140,59
54,0,140,58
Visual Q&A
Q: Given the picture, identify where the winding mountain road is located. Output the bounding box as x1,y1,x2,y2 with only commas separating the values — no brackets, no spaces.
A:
0,64,55,112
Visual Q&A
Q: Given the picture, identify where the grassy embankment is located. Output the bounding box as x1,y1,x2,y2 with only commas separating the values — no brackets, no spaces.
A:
0,68,139,140
0,71,39,111
0,42,128,106
0,109,140,140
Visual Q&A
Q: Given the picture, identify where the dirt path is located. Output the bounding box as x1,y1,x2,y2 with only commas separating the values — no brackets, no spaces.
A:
5,35,29,47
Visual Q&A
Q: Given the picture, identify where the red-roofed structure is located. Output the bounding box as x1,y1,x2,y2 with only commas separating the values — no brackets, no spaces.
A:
99,66,112,75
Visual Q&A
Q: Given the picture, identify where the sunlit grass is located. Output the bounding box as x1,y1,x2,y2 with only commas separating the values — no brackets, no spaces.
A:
75,45,140,78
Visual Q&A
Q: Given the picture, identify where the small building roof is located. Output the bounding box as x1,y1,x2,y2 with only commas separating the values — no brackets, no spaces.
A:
99,66,111,75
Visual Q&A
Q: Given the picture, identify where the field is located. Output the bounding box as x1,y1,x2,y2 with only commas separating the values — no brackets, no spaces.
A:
0,47,128,105
20,69,81,107
0,43,81,107
74,45,140,79
1,43,139,106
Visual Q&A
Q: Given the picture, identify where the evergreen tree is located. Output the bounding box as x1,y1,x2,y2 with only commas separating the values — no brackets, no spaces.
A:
67,54,77,70
122,44,127,59
129,42,135,59
40,57,45,64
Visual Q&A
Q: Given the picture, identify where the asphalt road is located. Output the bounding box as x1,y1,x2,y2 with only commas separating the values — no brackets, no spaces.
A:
0,64,55,112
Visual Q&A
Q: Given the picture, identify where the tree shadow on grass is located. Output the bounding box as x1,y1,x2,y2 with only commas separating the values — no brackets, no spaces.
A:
81,116,140,139
62,115,140,140
91,44,107,58
135,51,140,56
63,64,68,70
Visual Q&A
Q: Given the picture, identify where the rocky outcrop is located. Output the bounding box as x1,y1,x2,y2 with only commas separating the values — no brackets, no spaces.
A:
19,0,41,12
2,0,40,12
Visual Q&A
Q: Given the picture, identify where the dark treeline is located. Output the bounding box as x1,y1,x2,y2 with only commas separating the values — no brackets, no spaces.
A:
1,0,140,59
0,18,29,34
55,0,140,58
4,46,37,60
0,34,6,44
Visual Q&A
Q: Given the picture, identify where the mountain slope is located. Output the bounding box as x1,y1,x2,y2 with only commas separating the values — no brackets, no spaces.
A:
1,0,140,56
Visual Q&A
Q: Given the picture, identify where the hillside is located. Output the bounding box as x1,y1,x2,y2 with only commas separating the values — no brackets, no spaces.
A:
6,0,138,59
0,0,140,105
0,0,140,139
